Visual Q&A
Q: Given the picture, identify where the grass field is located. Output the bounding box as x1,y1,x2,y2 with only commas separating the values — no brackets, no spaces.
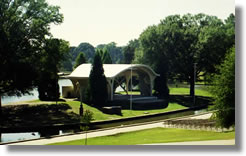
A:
2,87,212,127
48,127,235,145
169,87,212,97
118,87,212,97
63,101,187,121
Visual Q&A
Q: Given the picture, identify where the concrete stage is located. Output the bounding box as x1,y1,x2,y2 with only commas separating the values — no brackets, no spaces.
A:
108,94,168,110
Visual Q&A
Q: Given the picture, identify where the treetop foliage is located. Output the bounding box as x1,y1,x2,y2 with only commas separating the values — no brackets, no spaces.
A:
73,52,87,69
134,13,234,96
0,0,63,96
70,42,95,63
96,42,123,64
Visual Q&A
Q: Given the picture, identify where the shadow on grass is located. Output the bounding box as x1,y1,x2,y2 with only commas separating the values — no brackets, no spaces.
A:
39,98,66,102
169,95,214,108
1,103,80,128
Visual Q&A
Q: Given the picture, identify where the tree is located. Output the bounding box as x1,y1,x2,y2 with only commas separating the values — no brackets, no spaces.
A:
73,52,87,69
101,49,112,64
71,42,95,63
134,13,234,97
60,50,73,72
80,110,94,145
0,0,63,113
89,51,108,107
97,42,123,63
37,38,69,101
123,39,139,64
153,62,169,99
134,24,170,99
210,47,235,128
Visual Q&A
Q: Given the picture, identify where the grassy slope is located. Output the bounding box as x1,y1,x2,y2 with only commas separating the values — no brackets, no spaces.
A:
49,127,235,145
32,87,210,121
65,101,187,121
2,87,209,127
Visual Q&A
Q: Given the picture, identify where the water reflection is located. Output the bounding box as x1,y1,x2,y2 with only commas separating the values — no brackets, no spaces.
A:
0,129,76,143
1,79,73,104
1,132,40,143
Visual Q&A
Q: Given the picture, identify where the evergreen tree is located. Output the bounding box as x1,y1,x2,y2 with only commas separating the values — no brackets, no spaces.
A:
37,39,69,101
89,51,108,107
153,61,169,99
210,46,235,128
74,52,87,69
102,49,112,64
38,71,60,101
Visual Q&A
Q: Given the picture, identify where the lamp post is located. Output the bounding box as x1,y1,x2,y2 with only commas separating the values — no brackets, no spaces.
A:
56,77,58,105
130,65,132,112
80,86,83,116
193,63,197,106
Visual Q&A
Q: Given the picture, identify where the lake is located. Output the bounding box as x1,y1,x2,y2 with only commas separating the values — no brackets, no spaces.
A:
1,79,73,104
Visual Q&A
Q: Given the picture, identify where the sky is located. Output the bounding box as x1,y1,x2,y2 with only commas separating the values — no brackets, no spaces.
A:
47,0,235,47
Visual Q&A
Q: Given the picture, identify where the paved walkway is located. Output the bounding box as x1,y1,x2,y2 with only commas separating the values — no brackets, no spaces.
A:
7,112,230,145
8,122,165,145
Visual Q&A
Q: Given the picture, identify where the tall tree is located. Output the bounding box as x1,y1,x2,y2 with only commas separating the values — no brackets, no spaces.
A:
101,49,112,64
134,24,170,99
97,42,123,63
73,52,87,69
89,51,108,107
0,0,63,112
135,13,234,97
71,42,95,63
60,50,73,72
210,46,235,128
123,39,139,64
37,39,69,101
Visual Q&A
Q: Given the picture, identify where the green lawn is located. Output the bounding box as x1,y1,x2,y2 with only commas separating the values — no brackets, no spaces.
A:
48,127,235,145
63,101,187,121
118,87,212,97
34,87,211,122
169,87,212,97
2,87,211,128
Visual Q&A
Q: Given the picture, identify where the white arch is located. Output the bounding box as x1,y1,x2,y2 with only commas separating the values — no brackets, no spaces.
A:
66,64,160,101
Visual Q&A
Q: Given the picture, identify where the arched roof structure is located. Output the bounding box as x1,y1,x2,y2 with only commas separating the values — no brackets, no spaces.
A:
66,64,159,101
67,64,159,79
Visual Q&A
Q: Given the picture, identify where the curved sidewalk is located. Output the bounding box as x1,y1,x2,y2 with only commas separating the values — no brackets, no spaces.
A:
6,112,232,145
7,122,165,145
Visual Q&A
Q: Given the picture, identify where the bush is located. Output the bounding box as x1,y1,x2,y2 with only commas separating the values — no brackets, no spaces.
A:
210,46,235,128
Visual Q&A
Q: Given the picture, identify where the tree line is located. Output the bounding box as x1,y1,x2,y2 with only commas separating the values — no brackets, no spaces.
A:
0,0,69,112
132,13,235,98
0,0,235,127
61,42,124,71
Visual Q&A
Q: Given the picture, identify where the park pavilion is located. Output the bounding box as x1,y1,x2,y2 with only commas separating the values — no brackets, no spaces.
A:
64,64,159,101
